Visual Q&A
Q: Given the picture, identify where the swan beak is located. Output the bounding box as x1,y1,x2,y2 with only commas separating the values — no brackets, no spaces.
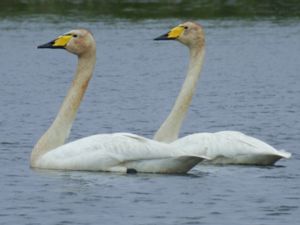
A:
154,26,185,40
38,34,72,49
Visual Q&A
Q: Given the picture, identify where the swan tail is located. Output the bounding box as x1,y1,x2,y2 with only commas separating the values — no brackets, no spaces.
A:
277,149,291,159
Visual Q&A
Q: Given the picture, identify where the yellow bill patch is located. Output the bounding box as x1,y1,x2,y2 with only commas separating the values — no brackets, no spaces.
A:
53,35,72,47
167,26,185,39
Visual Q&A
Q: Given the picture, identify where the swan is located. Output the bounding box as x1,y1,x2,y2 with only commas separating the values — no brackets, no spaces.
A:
153,22,291,165
30,29,207,174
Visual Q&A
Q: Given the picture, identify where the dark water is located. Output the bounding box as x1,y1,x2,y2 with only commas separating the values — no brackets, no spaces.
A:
0,16,300,225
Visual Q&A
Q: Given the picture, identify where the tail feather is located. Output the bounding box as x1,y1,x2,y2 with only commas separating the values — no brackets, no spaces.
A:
277,149,291,159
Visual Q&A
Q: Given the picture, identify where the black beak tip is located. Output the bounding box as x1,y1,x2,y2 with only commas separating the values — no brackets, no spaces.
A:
37,43,51,49
154,33,170,41
37,40,57,49
154,37,163,41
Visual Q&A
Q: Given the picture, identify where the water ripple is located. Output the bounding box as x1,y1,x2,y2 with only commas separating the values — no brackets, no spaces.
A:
0,19,299,225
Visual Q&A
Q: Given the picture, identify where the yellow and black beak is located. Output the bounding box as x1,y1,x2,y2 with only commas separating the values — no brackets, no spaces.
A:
38,34,73,49
154,25,185,41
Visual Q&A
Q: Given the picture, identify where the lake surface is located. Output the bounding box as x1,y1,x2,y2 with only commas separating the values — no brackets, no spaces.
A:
0,16,300,225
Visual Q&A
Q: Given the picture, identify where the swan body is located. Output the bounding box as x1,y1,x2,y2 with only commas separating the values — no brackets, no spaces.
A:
35,133,204,173
154,22,291,165
31,29,206,174
171,131,291,165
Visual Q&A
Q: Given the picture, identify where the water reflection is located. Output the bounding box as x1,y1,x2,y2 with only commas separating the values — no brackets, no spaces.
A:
0,0,300,20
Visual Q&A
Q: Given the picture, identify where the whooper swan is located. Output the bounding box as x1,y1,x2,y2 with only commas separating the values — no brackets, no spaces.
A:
30,29,206,173
153,22,291,165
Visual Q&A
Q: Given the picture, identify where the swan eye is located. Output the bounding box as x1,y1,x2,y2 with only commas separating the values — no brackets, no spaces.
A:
183,26,188,30
73,34,78,38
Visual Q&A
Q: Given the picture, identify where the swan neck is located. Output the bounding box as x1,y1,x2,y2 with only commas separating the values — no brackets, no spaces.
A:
31,49,96,166
154,45,205,143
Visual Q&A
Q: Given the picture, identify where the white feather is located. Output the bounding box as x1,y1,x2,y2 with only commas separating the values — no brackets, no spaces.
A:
36,133,207,173
172,131,291,165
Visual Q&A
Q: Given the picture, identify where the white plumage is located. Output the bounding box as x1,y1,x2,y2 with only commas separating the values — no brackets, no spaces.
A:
36,133,205,173
172,131,291,165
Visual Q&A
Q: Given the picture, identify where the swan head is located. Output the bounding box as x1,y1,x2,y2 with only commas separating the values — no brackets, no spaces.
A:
38,29,96,56
154,21,205,48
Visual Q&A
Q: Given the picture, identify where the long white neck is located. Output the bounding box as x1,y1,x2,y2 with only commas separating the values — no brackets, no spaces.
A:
154,45,205,143
31,50,96,166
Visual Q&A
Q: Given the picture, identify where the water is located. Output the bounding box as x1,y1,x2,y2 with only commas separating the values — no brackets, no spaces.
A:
0,17,300,225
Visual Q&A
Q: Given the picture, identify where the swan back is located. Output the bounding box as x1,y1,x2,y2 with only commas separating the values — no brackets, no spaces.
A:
35,133,206,173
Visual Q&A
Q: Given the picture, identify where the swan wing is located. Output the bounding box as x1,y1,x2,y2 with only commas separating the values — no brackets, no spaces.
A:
215,131,291,158
172,131,291,165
